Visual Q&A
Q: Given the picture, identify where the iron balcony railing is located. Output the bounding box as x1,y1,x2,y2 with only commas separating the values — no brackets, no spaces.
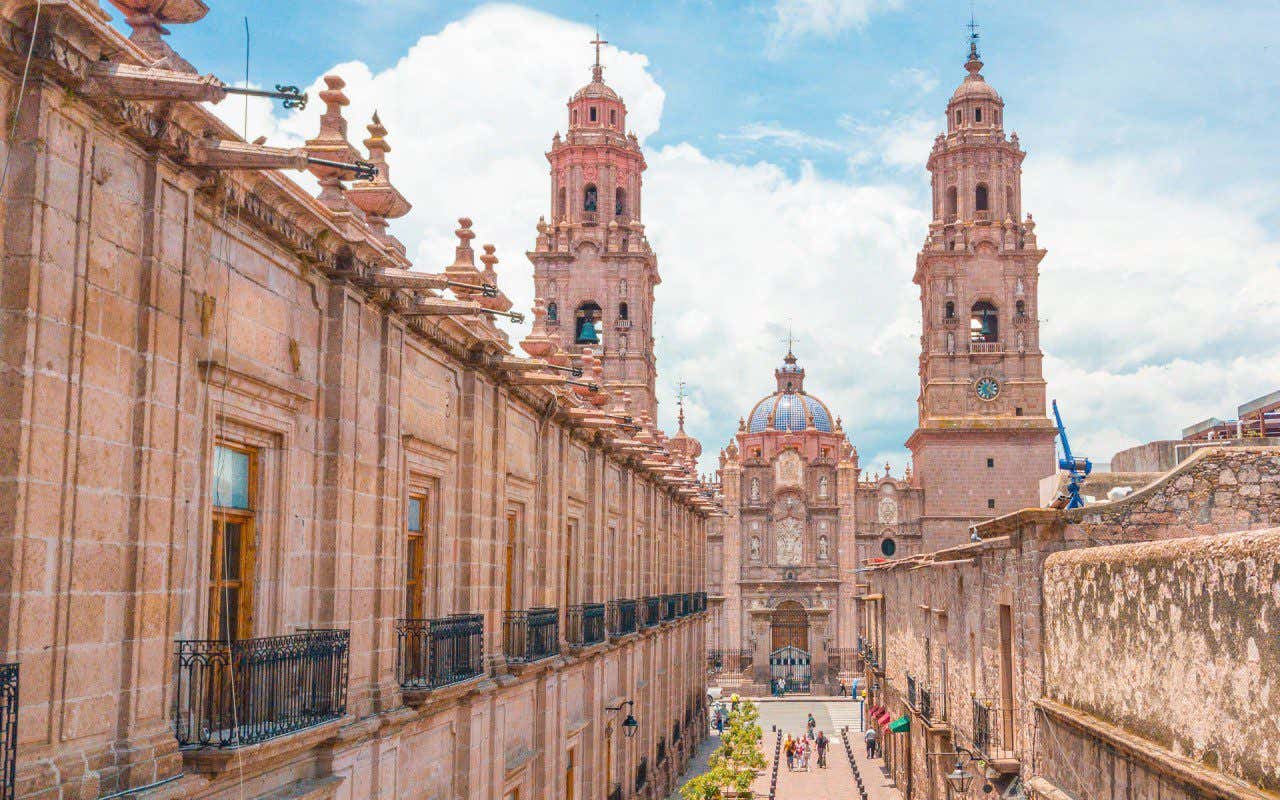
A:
907,674,918,707
173,629,349,749
396,614,484,690
662,594,678,621
642,596,661,628
971,697,1015,759
635,756,648,791
656,737,667,765
864,643,879,669
679,592,692,617
504,608,559,663
607,598,638,636
919,686,934,721
567,603,606,647
694,591,707,612
1,662,16,800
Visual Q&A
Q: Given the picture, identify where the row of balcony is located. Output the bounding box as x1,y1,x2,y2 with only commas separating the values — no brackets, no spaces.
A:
172,594,709,750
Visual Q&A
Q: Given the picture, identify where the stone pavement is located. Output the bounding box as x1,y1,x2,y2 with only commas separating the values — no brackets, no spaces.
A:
750,700,903,800
666,728,724,799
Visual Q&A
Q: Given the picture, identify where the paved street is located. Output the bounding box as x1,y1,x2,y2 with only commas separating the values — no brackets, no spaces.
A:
671,699,902,800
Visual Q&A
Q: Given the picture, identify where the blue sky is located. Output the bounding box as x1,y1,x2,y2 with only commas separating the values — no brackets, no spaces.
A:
134,0,1280,473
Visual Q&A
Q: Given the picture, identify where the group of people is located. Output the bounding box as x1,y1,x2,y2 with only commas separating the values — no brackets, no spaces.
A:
782,713,830,771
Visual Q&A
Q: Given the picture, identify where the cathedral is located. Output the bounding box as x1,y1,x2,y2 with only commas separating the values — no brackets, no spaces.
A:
706,43,1056,695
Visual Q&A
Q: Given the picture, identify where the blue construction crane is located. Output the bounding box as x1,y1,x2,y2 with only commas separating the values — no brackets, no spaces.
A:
1051,399,1092,509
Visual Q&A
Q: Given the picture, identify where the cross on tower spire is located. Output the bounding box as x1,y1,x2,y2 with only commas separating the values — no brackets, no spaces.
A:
966,4,981,61
676,380,687,431
590,20,608,82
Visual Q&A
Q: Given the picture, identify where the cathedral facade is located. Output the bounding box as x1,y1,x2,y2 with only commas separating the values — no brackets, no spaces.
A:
707,47,1055,695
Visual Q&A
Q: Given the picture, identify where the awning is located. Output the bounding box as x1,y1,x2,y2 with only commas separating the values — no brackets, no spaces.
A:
889,715,910,733
876,709,892,726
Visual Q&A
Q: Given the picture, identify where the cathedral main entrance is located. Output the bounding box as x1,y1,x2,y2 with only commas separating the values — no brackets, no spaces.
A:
769,602,811,692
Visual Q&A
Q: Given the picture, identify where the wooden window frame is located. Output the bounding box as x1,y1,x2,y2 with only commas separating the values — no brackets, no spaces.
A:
210,442,258,641
406,489,430,618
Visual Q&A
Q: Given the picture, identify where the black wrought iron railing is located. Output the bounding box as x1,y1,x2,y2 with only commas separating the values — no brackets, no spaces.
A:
972,696,991,752
635,756,648,791
504,608,559,663
662,594,678,621
1,662,17,800
865,643,879,669
567,603,606,646
643,596,661,627
656,737,667,765
738,648,754,672
173,629,349,748
907,674,917,707
678,592,691,617
608,598,638,636
919,686,933,721
707,649,723,673
396,614,483,690
694,590,707,612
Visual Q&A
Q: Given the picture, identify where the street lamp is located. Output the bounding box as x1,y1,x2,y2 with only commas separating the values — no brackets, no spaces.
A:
945,761,975,795
606,700,639,738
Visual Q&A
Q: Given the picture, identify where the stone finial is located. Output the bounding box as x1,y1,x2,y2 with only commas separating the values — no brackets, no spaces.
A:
305,75,361,210
347,112,411,247
108,0,208,73
520,299,554,358
443,217,485,294
738,416,746,431
476,244,513,312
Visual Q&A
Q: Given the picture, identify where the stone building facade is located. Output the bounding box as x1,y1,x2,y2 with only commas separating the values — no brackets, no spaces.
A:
706,351,923,695
858,446,1280,800
0,4,710,799
708,45,1056,695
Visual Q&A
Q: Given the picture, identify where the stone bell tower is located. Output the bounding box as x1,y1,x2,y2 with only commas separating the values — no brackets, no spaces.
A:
527,35,660,418
906,39,1057,549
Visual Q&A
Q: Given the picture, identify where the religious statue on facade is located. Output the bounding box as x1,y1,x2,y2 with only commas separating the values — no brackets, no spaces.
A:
750,477,760,502
818,474,829,498
776,519,803,565
818,534,829,560
750,535,761,560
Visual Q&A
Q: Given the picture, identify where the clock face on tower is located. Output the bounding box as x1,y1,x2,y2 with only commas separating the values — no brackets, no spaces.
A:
975,377,1000,401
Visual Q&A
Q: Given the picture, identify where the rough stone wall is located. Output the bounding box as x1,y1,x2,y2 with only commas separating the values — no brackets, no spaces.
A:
1110,439,1180,472
1067,447,1280,542
1042,528,1280,794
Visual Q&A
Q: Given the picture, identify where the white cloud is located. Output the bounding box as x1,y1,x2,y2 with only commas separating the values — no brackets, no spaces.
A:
891,67,939,95
722,122,843,151
768,0,904,50
217,3,1278,475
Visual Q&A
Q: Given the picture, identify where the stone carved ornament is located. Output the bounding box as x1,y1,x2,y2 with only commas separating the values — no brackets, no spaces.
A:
775,448,804,489
878,496,898,524
773,496,805,566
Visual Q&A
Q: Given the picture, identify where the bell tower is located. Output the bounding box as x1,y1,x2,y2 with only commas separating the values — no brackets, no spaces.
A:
906,37,1057,549
527,35,659,417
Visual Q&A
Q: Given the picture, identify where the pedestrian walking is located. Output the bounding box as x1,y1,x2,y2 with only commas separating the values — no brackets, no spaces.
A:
865,726,879,759
806,713,816,738
800,737,810,770
715,712,724,735
816,730,829,768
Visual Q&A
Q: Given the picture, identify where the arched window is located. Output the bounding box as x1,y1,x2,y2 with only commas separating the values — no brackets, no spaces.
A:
571,109,578,124
618,301,628,320
589,106,598,122
954,109,961,126
547,301,558,323
974,107,983,123
583,184,597,212
574,301,602,344
557,187,566,219
1015,299,1026,318
614,187,626,217
970,301,999,343
945,301,955,319
975,183,990,212
1006,187,1014,219
609,108,617,126
945,186,958,221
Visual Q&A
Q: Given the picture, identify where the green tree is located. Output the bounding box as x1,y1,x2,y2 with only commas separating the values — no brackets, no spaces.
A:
680,700,768,800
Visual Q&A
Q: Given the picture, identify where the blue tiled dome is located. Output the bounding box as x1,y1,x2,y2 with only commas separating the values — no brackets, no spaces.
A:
747,393,833,433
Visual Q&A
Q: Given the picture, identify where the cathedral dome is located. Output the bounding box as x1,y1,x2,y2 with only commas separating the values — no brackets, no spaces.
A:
950,55,1002,102
747,392,833,433
745,348,834,432
572,78,620,102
